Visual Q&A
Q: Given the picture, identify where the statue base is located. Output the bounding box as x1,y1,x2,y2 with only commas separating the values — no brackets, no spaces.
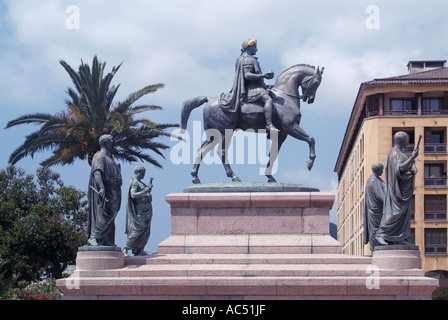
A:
157,191,340,254
183,181,319,193
57,187,438,300
75,245,124,271
372,245,422,270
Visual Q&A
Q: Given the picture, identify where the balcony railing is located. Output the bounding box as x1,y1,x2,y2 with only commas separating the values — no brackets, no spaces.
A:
422,109,448,115
424,143,447,153
424,212,447,221
384,110,418,115
425,245,447,254
424,177,447,187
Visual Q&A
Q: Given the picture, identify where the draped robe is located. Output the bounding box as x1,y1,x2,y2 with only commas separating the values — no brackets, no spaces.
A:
124,177,152,254
87,150,122,245
363,174,385,250
376,147,416,243
220,52,268,112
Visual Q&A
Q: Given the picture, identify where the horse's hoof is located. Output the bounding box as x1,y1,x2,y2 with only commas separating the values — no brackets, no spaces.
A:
232,176,241,182
306,160,314,171
266,175,277,183
192,177,201,184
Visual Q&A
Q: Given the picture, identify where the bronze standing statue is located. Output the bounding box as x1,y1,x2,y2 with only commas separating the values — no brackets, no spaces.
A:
123,166,153,256
375,131,420,246
87,134,122,246
181,39,324,184
363,163,385,251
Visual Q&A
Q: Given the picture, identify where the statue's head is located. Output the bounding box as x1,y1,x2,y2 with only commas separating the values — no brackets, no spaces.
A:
241,39,258,54
99,134,114,149
372,162,384,176
134,165,146,178
393,131,409,149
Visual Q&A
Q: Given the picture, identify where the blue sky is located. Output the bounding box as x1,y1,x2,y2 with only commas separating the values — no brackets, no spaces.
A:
1,0,448,253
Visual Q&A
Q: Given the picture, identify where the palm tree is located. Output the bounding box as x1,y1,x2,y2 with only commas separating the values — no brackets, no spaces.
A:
5,56,178,168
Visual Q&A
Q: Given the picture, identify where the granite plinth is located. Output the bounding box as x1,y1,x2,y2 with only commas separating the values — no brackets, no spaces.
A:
372,245,422,270
159,192,339,254
76,246,124,271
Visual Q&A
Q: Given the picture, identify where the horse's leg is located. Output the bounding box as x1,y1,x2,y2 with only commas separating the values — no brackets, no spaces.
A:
265,132,287,182
217,130,241,182
191,137,219,184
287,122,316,171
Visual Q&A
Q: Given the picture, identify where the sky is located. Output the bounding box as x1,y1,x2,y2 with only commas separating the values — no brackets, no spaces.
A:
1,0,448,253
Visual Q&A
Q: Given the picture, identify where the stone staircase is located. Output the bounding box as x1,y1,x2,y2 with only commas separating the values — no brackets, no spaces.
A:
66,252,434,300
57,190,438,300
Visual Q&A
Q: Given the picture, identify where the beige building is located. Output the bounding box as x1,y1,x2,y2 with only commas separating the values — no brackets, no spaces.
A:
334,60,448,275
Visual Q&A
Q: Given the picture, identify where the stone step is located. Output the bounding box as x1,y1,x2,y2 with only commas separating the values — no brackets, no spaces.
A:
124,253,372,266
57,273,436,300
77,261,424,278
157,234,343,254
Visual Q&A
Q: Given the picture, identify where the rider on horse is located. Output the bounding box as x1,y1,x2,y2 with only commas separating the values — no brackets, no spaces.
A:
220,39,280,132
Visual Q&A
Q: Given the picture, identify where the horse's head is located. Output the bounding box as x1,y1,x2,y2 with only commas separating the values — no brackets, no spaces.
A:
300,66,324,104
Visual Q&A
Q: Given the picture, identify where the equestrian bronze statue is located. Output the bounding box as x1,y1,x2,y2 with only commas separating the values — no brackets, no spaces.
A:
181,39,324,184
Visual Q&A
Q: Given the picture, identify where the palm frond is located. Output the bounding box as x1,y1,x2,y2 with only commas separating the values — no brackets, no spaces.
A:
5,113,56,128
59,59,83,94
113,146,164,168
124,105,163,116
115,84,164,114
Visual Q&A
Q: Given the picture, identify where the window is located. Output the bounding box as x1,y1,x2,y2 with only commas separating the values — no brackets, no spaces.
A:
366,95,380,117
425,61,445,68
411,62,424,69
424,127,446,153
424,162,447,187
423,98,442,114
389,99,416,114
424,195,447,221
425,228,447,254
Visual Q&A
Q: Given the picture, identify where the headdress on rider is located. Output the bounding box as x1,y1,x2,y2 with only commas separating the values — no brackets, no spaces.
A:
242,39,257,50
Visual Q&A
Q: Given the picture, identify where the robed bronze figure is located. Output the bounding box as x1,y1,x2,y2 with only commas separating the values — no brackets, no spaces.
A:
87,134,122,246
363,163,385,251
375,131,419,246
123,166,153,256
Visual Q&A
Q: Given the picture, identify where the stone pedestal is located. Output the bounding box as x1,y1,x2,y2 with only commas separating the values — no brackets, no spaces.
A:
158,191,341,254
372,245,422,270
56,184,438,300
76,246,124,271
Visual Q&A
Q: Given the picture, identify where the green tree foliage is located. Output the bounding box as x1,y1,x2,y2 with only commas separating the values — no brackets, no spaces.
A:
0,166,87,282
5,55,178,167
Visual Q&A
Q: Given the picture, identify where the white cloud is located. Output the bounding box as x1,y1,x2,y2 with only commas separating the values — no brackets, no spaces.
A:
3,0,448,116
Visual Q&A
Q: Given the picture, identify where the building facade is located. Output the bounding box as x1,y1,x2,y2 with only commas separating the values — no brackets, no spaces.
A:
334,61,448,275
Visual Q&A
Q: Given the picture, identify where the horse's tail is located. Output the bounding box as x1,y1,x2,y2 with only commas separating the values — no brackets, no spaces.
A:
181,96,209,133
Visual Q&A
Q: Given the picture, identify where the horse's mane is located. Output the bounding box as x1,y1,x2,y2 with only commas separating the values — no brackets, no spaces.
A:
278,63,315,78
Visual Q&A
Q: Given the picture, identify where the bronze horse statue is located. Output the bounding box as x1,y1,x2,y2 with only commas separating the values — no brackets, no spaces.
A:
181,64,324,184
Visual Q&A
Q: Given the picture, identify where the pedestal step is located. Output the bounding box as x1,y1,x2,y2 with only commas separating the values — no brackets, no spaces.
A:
157,234,342,254
74,253,425,278
125,253,371,266
57,274,437,300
